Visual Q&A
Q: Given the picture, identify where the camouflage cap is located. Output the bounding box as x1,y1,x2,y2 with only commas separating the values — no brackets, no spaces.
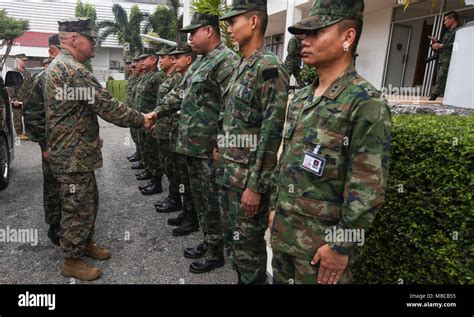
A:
48,34,61,48
220,0,267,21
169,43,193,55
15,54,28,61
132,53,143,62
181,13,219,33
58,17,100,39
137,48,158,60
156,45,175,56
42,57,53,65
288,0,365,35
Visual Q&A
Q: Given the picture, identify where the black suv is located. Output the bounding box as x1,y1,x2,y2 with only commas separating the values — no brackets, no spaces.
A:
0,70,23,190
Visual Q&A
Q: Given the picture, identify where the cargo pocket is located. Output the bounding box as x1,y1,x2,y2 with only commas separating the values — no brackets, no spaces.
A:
294,196,342,225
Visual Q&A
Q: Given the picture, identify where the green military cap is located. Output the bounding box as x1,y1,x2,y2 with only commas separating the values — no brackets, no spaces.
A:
137,48,158,59
181,13,219,33
15,54,28,61
42,57,53,65
156,45,175,56
48,34,61,48
58,17,100,39
288,0,364,35
169,43,193,55
220,0,267,21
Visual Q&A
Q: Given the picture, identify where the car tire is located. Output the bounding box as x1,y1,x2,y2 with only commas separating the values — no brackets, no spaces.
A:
0,136,10,190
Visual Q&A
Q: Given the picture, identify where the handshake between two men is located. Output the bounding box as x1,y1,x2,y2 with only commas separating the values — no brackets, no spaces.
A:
142,112,158,130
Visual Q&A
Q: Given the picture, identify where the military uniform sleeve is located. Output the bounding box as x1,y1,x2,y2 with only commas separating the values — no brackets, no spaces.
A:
24,72,48,151
328,99,392,255
153,75,186,118
76,68,144,128
246,63,290,194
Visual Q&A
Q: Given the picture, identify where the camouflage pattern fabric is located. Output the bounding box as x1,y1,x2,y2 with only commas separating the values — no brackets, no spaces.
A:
432,25,461,96
43,49,145,174
270,65,391,283
284,37,303,86
8,68,32,135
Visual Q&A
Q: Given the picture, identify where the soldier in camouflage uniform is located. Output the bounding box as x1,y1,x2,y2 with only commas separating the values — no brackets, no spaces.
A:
43,18,156,281
218,0,289,284
153,13,239,273
23,34,62,246
134,50,166,194
127,55,145,164
154,44,199,237
284,36,304,87
152,46,183,212
125,57,142,163
270,0,392,284
430,11,461,101
8,54,33,141
143,46,181,199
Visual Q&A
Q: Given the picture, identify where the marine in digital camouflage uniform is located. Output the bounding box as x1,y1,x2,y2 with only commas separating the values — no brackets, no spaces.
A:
218,0,289,284
23,34,62,245
8,54,33,139
44,18,148,281
430,11,461,100
155,14,239,273
270,0,392,284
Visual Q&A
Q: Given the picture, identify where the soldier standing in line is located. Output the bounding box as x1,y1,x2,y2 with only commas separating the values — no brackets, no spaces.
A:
154,44,200,237
140,48,178,197
44,18,157,281
152,13,239,273
218,0,289,284
133,50,166,195
127,55,145,164
269,0,392,284
23,34,62,246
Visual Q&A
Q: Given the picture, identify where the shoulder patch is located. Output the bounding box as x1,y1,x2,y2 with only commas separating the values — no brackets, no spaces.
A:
263,67,279,81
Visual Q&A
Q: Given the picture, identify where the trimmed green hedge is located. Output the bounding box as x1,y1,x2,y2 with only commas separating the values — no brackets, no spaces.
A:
106,80,126,103
353,115,473,284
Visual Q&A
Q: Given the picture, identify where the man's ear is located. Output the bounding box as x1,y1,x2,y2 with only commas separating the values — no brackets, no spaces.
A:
251,15,258,31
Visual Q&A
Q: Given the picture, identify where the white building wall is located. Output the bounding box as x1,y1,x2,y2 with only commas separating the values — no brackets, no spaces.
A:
356,6,393,89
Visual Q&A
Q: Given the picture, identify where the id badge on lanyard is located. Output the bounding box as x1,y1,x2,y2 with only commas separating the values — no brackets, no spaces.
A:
301,145,326,177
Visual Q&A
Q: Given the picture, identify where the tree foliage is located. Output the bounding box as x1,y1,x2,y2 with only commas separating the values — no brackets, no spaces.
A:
0,9,29,40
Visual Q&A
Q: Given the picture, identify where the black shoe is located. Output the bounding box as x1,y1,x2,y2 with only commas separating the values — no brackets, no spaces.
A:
183,242,207,259
131,162,145,170
189,258,224,274
47,224,60,246
140,183,163,195
139,182,154,191
155,198,182,213
172,219,199,237
168,210,186,226
429,94,439,101
127,152,140,162
136,171,152,181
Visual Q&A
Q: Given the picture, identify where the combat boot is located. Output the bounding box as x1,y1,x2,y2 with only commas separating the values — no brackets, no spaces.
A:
167,210,185,226
61,258,102,281
47,223,60,246
172,211,199,236
84,241,111,260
